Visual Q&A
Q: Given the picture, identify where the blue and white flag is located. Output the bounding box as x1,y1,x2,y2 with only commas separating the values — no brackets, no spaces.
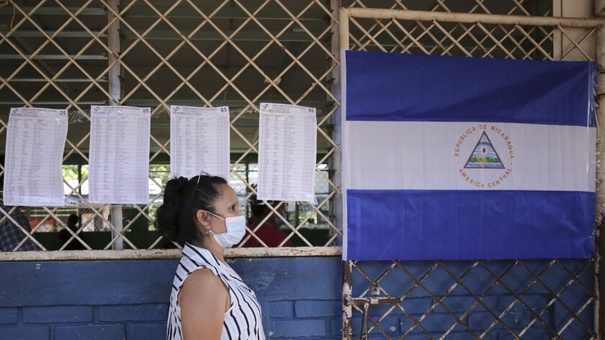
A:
342,51,597,260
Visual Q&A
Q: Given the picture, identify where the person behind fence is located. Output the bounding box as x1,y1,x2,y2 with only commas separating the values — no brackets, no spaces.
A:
156,173,265,339
239,195,293,247
0,200,38,252
59,214,85,250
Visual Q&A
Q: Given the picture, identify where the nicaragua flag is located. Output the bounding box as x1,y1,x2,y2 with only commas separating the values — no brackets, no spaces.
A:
342,50,597,261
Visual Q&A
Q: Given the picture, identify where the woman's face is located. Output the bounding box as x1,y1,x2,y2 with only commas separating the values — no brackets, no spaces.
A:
209,183,242,233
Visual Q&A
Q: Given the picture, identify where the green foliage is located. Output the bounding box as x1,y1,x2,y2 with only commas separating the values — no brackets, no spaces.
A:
62,165,88,180
150,164,170,186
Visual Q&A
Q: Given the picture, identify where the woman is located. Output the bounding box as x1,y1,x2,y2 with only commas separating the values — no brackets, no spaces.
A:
156,174,265,339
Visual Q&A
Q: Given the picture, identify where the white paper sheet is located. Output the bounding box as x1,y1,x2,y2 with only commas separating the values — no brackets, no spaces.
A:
3,107,68,206
169,105,230,181
89,106,150,204
257,103,317,202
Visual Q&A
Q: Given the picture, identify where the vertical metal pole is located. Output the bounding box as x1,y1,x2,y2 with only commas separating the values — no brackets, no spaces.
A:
594,0,605,326
361,302,369,340
108,0,124,250
597,220,604,339
77,164,82,195
330,2,344,245
343,260,353,340
108,0,121,105
335,5,351,339
595,20,605,340
335,5,349,247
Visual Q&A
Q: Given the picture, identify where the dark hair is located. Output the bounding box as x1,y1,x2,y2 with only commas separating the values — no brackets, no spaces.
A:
67,214,79,226
248,194,282,224
155,174,227,246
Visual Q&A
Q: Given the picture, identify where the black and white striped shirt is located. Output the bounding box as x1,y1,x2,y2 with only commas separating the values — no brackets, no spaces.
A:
167,243,266,340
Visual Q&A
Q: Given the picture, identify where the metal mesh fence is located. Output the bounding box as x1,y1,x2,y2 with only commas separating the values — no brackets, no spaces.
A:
0,0,600,336
0,0,341,254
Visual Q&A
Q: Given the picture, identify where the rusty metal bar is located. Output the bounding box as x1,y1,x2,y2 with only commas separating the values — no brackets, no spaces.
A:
343,260,353,340
346,297,402,305
361,302,369,340
343,7,605,29
0,246,343,261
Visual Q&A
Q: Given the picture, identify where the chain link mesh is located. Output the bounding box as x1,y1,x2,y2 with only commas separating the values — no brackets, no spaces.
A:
0,0,340,252
0,0,599,337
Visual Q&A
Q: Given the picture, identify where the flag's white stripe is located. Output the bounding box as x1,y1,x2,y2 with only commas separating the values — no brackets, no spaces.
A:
346,121,595,192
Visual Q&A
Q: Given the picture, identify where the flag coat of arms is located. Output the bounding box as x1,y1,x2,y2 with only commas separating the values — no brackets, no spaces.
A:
342,51,597,261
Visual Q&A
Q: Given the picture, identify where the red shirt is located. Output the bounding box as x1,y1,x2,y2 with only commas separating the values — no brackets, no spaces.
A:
239,223,293,247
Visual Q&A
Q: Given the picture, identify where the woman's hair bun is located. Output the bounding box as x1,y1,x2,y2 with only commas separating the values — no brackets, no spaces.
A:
173,176,190,193
155,176,194,245
163,176,191,200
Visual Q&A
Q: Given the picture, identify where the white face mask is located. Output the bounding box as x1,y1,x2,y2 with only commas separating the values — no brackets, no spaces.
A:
207,213,246,248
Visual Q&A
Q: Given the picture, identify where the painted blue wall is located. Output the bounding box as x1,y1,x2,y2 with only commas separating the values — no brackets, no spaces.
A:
0,257,595,339
0,257,343,340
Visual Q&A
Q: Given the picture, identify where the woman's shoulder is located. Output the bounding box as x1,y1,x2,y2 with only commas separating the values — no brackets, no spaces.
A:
181,243,222,266
185,267,224,287
174,244,224,281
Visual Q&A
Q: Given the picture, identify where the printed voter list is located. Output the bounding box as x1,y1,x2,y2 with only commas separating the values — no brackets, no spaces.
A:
4,107,68,206
88,106,151,204
169,105,230,181
257,103,316,202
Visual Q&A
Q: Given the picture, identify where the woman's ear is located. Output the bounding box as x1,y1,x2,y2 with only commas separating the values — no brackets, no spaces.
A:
195,210,211,227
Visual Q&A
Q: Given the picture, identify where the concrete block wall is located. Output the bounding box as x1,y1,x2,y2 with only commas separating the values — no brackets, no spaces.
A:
0,257,343,340
0,257,594,339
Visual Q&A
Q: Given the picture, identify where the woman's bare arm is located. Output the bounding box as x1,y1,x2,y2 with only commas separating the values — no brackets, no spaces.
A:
179,269,229,340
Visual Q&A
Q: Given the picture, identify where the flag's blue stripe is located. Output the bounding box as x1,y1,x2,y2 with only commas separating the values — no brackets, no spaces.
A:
345,51,597,127
346,190,595,260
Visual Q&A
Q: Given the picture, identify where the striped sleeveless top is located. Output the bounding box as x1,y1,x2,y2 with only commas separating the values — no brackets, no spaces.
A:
167,243,266,340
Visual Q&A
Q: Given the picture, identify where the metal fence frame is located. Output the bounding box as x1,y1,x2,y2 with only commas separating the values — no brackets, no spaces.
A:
0,0,343,260
339,6,605,339
2,1,605,337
